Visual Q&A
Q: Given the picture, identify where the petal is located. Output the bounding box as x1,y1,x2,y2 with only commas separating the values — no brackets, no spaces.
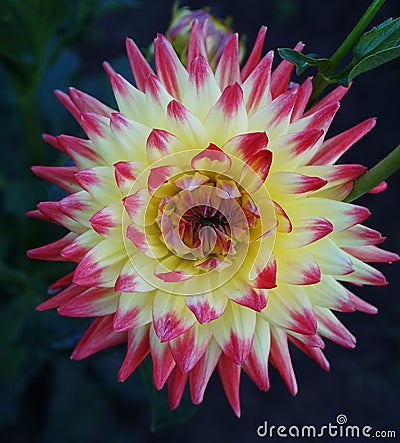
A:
187,19,208,68
113,291,154,332
291,77,313,122
288,335,330,371
314,307,356,348
204,83,248,147
330,224,386,247
242,318,271,391
57,191,99,228
71,315,127,360
241,26,268,81
27,232,78,262
275,247,321,285
126,37,154,91
285,198,370,232
57,135,105,169
308,237,354,276
168,367,189,410
36,283,84,311
220,279,268,311
215,33,241,89
114,258,155,293
277,217,333,249
248,88,298,139
68,87,114,116
58,287,119,317
183,54,221,120
270,41,304,99
146,128,185,163
262,284,317,335
309,117,377,165
184,291,228,324
289,102,340,135
342,245,399,263
75,166,120,205
190,338,222,405
269,327,298,395
217,352,241,418
212,302,256,364
154,33,188,100
153,292,196,342
118,324,150,381
149,325,176,390
166,100,209,148
191,143,232,174
73,239,126,287
267,172,327,195
242,51,274,115
104,67,148,124
306,275,355,312
61,229,101,262
31,166,80,193
35,201,85,233
169,323,212,374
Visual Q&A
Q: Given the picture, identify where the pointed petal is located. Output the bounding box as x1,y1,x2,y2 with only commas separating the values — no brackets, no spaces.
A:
113,291,154,331
204,83,248,147
73,240,126,287
166,100,209,148
291,77,313,121
342,245,399,263
190,339,222,405
309,118,377,165
183,54,220,120
212,302,256,364
126,37,154,91
288,335,330,371
314,307,356,348
220,279,268,311
153,292,196,342
27,232,78,261
118,325,150,381
154,33,188,100
249,88,298,139
58,287,119,317
61,229,101,262
184,291,227,324
262,285,317,335
270,41,304,99
168,367,189,410
114,258,155,293
169,323,212,374
36,283,84,311
31,166,80,193
242,318,270,391
215,33,241,89
187,19,208,68
68,87,114,116
275,247,321,285
277,217,333,249
57,135,105,169
71,315,127,360
241,26,268,81
149,325,176,389
269,327,298,395
243,51,274,115
217,352,241,417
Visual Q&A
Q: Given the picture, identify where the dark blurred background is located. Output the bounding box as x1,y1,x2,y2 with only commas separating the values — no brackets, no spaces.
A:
0,0,399,442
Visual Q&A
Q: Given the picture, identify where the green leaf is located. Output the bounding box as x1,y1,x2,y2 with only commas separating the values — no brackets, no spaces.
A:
140,356,197,431
277,48,330,75
339,45,400,86
354,17,400,59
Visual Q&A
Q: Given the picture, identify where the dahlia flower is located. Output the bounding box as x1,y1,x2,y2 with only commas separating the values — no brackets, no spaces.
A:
28,22,398,417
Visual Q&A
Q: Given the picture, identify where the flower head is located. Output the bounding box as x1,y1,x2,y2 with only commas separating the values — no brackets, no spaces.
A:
28,22,398,417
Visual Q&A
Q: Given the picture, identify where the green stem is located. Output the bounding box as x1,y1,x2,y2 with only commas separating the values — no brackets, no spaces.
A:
345,144,400,202
310,0,386,104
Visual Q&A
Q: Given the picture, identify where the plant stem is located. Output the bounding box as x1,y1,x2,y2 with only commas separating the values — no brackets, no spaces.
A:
345,144,400,202
310,0,386,104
